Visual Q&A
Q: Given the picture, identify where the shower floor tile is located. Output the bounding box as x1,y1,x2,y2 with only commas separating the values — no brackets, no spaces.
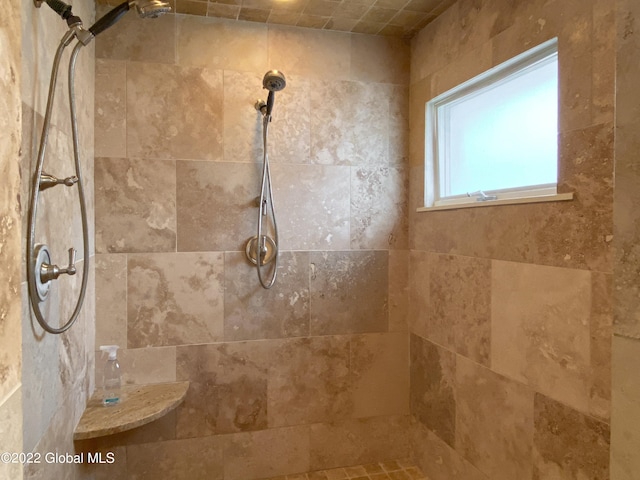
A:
263,460,429,480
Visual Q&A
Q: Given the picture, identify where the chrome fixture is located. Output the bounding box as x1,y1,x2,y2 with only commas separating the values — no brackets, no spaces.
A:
28,0,170,334
245,70,287,289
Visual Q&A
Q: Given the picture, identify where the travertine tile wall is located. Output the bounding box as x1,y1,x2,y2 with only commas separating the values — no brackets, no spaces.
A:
0,0,24,479
92,10,410,479
409,0,614,479
19,1,96,479
611,0,640,478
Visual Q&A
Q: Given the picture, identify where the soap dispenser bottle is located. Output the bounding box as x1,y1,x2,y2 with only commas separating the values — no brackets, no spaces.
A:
99,345,121,406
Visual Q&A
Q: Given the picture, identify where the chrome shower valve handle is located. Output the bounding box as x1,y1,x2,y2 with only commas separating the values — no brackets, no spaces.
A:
40,247,77,283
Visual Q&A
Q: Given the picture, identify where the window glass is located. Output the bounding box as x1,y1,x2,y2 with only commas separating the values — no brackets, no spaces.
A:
426,39,558,207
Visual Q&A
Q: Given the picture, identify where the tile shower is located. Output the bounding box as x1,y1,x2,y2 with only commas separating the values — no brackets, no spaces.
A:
91,6,411,479
4,0,639,479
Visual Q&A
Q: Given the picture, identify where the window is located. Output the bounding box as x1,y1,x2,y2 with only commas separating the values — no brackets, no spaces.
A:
423,38,570,210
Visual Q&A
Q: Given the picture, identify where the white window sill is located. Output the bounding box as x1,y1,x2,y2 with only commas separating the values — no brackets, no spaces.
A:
417,192,574,213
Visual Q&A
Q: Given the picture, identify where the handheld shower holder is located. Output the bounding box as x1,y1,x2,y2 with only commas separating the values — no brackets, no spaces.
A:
39,172,79,191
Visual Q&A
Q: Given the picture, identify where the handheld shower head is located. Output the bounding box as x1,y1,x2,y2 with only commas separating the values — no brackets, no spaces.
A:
89,0,171,37
134,0,172,18
263,70,287,92
263,70,286,117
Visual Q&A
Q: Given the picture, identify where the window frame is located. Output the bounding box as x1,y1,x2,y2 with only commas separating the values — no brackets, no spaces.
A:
422,37,572,211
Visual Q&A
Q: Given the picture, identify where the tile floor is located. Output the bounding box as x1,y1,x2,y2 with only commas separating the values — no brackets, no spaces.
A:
263,460,428,480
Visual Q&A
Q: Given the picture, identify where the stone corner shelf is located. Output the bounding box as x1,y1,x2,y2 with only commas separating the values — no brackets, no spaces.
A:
73,381,189,441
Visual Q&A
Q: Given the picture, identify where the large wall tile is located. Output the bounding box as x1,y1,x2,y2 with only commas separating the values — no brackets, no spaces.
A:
268,74,312,165
592,0,615,126
95,254,127,347
411,419,488,480
612,1,640,478
309,251,388,335
410,334,456,447
176,161,259,252
349,34,410,85
177,15,268,72
351,333,409,418
408,250,429,340
456,0,517,51
224,251,310,341
0,388,22,480
557,122,614,260
271,164,351,251
24,380,88,480
430,253,491,365
533,393,610,480
309,416,410,471
410,4,461,83
95,157,176,253
126,435,224,480
21,285,61,454
95,59,126,158
85,410,177,451
268,336,352,427
95,4,176,63
611,335,640,480
268,25,351,81
455,355,534,480
614,0,640,340
127,252,224,347
223,70,266,165
114,346,177,386
350,165,409,250
223,70,311,166
389,250,409,332
126,62,223,161
491,260,592,413
430,40,493,98
310,80,388,166
176,342,270,437
409,77,430,169
388,84,410,166
591,272,613,421
225,425,310,480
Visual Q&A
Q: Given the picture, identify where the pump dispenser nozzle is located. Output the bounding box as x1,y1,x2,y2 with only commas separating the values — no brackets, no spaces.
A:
99,344,120,360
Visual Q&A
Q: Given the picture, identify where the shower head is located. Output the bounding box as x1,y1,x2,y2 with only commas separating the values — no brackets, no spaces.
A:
263,70,286,117
263,70,287,92
89,0,171,37
133,0,172,18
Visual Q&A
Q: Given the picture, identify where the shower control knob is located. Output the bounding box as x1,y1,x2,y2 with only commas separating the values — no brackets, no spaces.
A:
66,247,77,275
40,247,77,283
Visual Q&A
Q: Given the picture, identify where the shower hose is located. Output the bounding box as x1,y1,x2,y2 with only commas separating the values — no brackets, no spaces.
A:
26,29,90,334
256,114,279,289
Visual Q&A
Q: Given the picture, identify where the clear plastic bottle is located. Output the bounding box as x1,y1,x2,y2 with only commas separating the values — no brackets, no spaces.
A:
99,345,121,406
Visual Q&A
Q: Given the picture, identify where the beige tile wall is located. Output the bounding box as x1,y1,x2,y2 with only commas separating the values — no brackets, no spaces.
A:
19,1,96,479
611,0,640,478
0,0,24,478
409,0,614,479
92,10,410,479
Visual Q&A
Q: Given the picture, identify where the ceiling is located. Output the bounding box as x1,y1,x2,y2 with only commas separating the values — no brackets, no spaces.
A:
97,0,457,38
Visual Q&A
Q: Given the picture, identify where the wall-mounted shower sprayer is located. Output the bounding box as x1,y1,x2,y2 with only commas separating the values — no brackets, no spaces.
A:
245,71,287,289
27,0,171,334
263,70,287,118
